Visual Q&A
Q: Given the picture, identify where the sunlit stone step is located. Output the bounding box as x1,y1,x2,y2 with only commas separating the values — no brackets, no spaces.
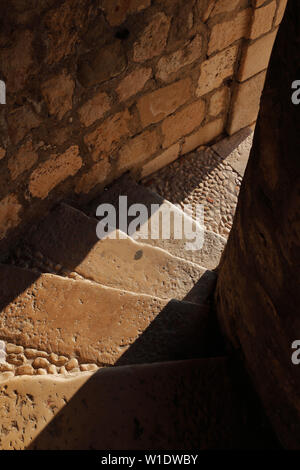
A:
0,264,222,367
23,203,216,304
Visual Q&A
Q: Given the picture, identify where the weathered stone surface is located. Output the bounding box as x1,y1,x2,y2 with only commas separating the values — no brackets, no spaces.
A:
7,354,25,366
7,106,41,145
216,0,300,448
133,12,171,62
0,357,272,450
145,145,242,239
238,30,277,81
197,45,238,96
162,100,206,148
102,0,151,26
274,0,288,26
43,0,88,64
48,353,68,367
116,68,152,102
82,13,111,48
212,126,253,177
32,357,49,369
249,1,276,39
84,110,132,161
15,365,34,376
8,139,38,180
91,175,227,269
137,78,191,127
0,194,22,241
208,8,251,55
182,118,225,155
78,41,127,88
209,87,230,117
80,363,98,371
0,363,13,372
25,349,48,359
211,0,241,16
228,71,266,135
75,159,111,194
25,203,215,304
65,358,79,371
0,30,34,92
41,71,74,120
156,35,203,82
251,0,266,7
6,344,23,355
78,92,111,127
47,365,57,375
29,146,82,199
118,129,160,172
0,264,217,366
141,143,180,178
199,0,216,21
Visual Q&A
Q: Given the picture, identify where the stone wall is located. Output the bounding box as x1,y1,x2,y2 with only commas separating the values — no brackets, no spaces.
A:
0,0,286,254
215,0,300,448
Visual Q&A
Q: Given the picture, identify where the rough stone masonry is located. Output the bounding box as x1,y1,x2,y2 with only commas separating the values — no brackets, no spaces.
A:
0,0,287,254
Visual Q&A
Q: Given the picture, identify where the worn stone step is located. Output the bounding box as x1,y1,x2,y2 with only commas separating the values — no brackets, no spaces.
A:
88,175,226,269
0,264,223,368
0,357,276,450
23,203,216,304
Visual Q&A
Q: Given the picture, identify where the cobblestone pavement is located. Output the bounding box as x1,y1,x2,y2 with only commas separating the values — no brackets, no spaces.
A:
143,128,254,239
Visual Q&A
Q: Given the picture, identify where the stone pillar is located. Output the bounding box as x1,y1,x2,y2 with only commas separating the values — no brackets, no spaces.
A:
215,0,300,449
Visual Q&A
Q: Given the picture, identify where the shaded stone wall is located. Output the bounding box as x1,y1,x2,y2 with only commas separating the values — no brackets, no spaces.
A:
0,0,286,254
215,0,300,448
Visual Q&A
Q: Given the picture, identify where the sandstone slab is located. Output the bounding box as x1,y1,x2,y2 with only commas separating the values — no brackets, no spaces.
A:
8,139,38,180
182,118,225,155
78,91,111,127
25,203,215,304
29,146,82,199
228,71,266,134
249,1,276,39
141,143,180,178
197,45,238,97
208,8,251,55
118,129,160,172
133,13,171,62
0,357,274,449
84,110,132,161
156,35,203,82
78,41,127,88
89,175,226,269
137,78,191,127
0,264,217,366
41,70,74,120
212,126,254,177
116,68,152,102
162,99,206,148
239,29,278,81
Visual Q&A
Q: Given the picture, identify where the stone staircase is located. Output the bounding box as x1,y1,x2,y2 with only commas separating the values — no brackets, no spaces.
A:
0,173,278,449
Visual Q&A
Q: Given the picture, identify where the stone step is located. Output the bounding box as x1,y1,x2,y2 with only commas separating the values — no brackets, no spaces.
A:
0,357,275,450
88,175,226,269
22,203,216,304
0,264,223,368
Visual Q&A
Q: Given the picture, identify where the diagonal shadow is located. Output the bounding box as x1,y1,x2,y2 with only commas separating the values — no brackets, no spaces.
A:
141,127,253,207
